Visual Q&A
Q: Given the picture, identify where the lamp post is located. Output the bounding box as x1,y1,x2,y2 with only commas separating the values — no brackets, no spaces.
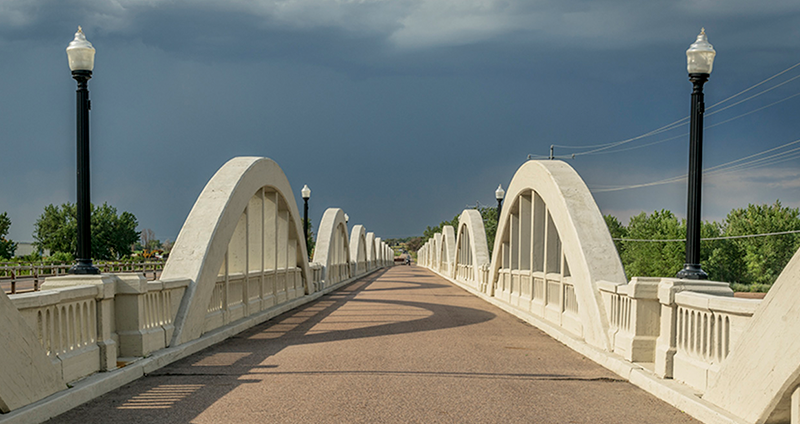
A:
495,184,505,216
67,27,99,275
301,184,311,252
677,28,715,280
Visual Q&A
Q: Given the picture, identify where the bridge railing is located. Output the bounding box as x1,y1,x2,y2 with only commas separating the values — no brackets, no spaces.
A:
2,261,166,294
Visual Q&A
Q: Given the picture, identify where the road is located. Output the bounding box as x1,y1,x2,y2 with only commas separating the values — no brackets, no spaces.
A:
47,266,698,423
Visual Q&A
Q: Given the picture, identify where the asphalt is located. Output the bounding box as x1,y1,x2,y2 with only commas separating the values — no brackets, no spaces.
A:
47,266,699,423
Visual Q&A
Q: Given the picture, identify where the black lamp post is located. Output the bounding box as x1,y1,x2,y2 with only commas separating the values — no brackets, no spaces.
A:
301,184,311,252
495,184,505,216
677,28,716,280
67,27,99,275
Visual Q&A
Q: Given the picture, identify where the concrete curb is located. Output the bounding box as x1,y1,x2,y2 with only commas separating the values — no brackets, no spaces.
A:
0,268,387,424
433,270,749,424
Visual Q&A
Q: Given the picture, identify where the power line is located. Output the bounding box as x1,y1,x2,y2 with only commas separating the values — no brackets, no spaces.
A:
612,229,800,243
590,136,800,193
547,61,800,157
582,90,800,158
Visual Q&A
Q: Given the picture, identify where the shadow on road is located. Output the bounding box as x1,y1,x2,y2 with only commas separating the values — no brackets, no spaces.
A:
49,266,498,423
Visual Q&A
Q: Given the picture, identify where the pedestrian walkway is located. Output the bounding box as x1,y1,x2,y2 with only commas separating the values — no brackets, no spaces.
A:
48,266,698,423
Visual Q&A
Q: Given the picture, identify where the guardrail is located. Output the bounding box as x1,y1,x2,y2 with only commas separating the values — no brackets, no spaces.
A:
1,261,166,294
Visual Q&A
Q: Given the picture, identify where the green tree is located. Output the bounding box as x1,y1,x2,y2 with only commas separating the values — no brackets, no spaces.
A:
620,210,686,278
709,201,800,286
303,218,316,257
33,202,139,260
0,212,17,259
422,214,460,242
604,214,627,258
479,206,498,256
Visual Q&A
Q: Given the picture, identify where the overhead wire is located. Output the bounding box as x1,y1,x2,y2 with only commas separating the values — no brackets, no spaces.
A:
590,137,800,192
540,61,800,158
612,229,800,243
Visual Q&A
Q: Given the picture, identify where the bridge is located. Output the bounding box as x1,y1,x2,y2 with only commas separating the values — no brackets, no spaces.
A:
1,157,799,423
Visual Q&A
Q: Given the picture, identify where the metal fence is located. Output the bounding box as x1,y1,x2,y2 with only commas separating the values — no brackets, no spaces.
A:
0,260,166,294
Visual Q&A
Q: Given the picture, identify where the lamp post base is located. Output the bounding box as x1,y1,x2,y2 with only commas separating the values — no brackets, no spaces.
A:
70,259,100,275
676,263,708,280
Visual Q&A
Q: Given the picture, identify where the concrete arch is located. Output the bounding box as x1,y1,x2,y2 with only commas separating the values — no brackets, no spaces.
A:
162,157,311,346
432,233,442,271
438,226,456,277
349,225,368,276
704,247,800,423
313,208,352,287
453,209,491,289
366,232,376,271
489,160,626,350
375,237,383,266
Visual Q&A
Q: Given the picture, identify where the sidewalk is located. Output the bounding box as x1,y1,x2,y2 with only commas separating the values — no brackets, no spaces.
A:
47,266,698,423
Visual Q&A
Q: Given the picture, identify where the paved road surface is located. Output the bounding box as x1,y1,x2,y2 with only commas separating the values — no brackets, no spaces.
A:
48,266,698,423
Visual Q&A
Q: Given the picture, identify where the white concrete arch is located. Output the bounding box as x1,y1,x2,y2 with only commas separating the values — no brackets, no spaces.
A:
349,225,368,276
314,208,352,288
162,157,312,346
438,226,456,277
489,160,626,350
429,233,440,270
453,209,491,290
375,237,383,266
704,247,800,423
366,232,376,271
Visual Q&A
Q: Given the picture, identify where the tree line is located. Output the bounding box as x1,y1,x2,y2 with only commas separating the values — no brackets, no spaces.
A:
607,201,800,291
0,203,142,261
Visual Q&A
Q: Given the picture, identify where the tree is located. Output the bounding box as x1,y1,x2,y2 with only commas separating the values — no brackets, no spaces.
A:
708,201,800,286
604,214,627,258
303,218,315,257
479,206,498,256
33,202,139,260
620,210,686,278
422,214,460,242
0,212,17,259
405,236,424,252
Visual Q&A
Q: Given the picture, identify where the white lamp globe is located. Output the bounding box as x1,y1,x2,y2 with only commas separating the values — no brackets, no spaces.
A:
686,28,716,75
495,184,505,201
66,27,96,72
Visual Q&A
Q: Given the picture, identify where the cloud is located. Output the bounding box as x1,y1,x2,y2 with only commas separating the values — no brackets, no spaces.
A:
3,0,799,55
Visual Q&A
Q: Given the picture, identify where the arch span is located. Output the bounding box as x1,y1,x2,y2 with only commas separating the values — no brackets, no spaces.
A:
162,157,312,346
366,232,377,271
313,208,352,288
349,225,368,276
453,209,491,290
488,160,625,350
438,226,456,277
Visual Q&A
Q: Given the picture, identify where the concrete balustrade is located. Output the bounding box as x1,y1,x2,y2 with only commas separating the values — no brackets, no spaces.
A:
671,291,760,392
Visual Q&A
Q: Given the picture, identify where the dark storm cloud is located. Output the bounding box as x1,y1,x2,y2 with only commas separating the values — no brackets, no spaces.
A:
1,0,800,242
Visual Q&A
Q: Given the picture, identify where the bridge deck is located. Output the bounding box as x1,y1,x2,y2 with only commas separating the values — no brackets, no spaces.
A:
48,266,698,423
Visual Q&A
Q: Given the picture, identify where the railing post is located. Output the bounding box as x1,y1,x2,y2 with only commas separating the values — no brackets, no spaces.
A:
33,266,39,291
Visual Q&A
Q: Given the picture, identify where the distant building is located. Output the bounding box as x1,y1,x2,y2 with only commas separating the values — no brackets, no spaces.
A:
14,242,50,258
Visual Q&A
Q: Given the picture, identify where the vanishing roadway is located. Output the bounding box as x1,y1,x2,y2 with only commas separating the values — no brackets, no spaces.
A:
48,266,698,423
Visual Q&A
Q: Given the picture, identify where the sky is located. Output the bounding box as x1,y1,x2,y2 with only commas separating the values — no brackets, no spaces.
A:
1,0,800,244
